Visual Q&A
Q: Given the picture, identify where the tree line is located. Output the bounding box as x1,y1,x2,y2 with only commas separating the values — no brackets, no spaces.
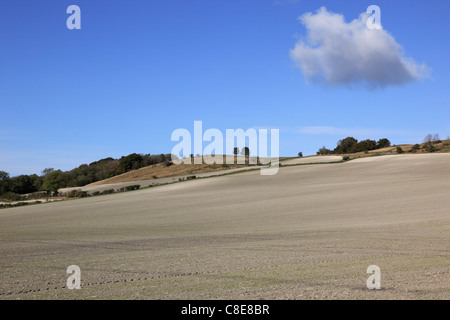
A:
316,137,391,155
314,134,448,156
0,153,172,200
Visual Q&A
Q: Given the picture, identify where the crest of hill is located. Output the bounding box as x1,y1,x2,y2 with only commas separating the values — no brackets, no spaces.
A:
87,155,261,186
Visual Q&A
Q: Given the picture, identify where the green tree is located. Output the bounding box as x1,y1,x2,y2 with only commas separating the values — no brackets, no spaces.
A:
42,170,64,194
0,171,9,181
9,175,39,194
376,138,391,149
334,137,358,154
0,171,10,195
118,153,143,172
426,144,437,153
317,146,332,155
411,144,420,152
356,139,377,152
41,168,55,176
233,147,239,156
29,174,43,191
298,152,303,157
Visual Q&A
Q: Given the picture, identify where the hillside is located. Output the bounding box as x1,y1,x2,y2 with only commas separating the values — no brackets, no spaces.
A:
342,139,450,158
2,153,449,299
87,155,262,186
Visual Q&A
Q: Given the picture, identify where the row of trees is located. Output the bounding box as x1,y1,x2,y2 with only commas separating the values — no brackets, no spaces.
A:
315,134,448,156
423,134,442,145
421,133,447,153
0,172,42,197
233,147,250,157
317,137,391,155
186,147,250,159
0,153,172,199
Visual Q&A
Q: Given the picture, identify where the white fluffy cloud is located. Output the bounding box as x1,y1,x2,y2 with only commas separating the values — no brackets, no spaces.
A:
290,7,429,89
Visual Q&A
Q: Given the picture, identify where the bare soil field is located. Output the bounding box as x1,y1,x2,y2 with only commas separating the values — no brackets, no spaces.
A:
0,154,449,300
280,155,342,165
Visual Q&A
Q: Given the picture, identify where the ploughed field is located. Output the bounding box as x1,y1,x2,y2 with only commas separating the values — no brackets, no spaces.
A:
0,154,449,299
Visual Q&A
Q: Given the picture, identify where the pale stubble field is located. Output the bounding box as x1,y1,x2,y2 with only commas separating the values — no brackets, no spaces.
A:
0,154,449,299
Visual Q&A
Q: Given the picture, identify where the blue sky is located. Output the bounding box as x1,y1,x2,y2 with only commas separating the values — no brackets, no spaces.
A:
1,0,449,176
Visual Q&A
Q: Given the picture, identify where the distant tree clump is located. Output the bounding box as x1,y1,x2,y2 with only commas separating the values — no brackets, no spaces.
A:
42,170,65,194
118,153,143,173
423,134,433,144
411,144,420,153
334,137,359,154
298,152,303,157
0,171,11,196
432,134,441,144
396,146,403,154
355,139,377,152
376,138,391,149
317,137,392,155
233,147,239,156
41,168,55,176
421,132,440,144
316,146,332,155
424,144,437,153
422,134,441,153
240,147,250,157
0,152,173,199
9,175,41,195
0,171,10,181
